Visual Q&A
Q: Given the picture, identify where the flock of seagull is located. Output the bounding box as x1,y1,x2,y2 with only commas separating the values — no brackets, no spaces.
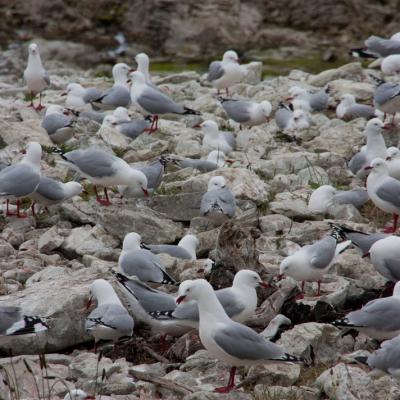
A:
3,31,400,397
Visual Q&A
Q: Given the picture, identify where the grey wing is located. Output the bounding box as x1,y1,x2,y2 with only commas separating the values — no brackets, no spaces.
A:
118,119,150,139
379,258,400,281
347,232,388,255
133,161,163,190
176,158,218,172
346,297,400,331
41,114,73,136
334,188,369,209
310,91,329,111
0,164,40,197
375,178,400,208
348,151,367,175
346,104,376,119
34,176,66,201
43,71,50,86
0,306,21,334
207,61,225,82
368,336,400,372
214,322,285,361
65,148,117,178
275,108,292,130
217,188,236,217
222,132,236,150
94,86,131,107
366,36,400,57
374,83,400,106
308,236,336,269
222,100,251,123
172,301,200,321
83,88,103,103
86,304,134,336
216,289,245,319
137,87,184,115
148,245,192,259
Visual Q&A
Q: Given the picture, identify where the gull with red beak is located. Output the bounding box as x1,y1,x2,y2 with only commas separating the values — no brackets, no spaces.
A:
61,83,103,109
385,146,400,180
207,50,244,96
41,105,75,144
175,279,302,393
23,43,50,111
53,146,148,205
366,157,400,233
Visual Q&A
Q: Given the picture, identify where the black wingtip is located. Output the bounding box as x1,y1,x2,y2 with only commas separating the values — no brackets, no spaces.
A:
369,74,386,86
354,355,369,365
280,353,305,363
149,309,174,318
112,270,130,283
51,146,68,161
7,316,49,336
183,107,201,116
349,48,377,59
332,318,352,327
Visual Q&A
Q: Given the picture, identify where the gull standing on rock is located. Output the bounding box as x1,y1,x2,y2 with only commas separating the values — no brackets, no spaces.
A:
130,71,200,132
333,281,400,340
91,63,132,110
29,176,83,215
279,226,351,298
0,142,42,218
201,120,235,155
62,83,103,109
169,150,229,172
85,279,134,351
207,50,244,96
41,105,75,143
200,176,236,221
219,97,272,128
23,43,50,111
275,102,294,131
112,106,152,139
175,279,303,393
287,86,330,112
54,146,148,205
371,75,400,125
119,232,176,285
348,118,388,177
365,158,400,233
385,147,400,180
336,94,377,120
146,234,199,260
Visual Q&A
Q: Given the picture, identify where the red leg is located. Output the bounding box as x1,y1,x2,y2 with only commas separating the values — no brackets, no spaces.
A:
391,113,396,126
316,280,321,296
6,200,16,216
102,188,111,206
384,214,398,233
35,92,45,111
295,281,305,300
31,203,36,217
16,200,27,218
94,185,102,203
215,367,236,393
383,113,387,122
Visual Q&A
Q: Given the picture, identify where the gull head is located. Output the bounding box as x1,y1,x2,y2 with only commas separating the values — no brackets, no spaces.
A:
113,63,131,83
386,146,400,161
391,32,400,42
288,86,308,100
64,83,85,97
28,43,39,55
291,109,309,129
45,104,65,116
130,70,146,86
364,157,388,174
132,169,149,197
113,106,130,123
233,269,269,289
201,120,219,136
176,279,211,304
102,114,118,128
279,255,296,277
64,181,84,198
207,150,226,166
365,118,386,135
88,279,114,303
178,234,198,257
135,52,150,70
63,389,95,400
340,93,356,106
24,142,42,166
122,232,142,251
207,175,226,191
222,50,239,63
259,100,272,118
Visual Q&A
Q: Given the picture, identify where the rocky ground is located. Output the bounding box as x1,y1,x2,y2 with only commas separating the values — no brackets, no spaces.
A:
0,39,400,399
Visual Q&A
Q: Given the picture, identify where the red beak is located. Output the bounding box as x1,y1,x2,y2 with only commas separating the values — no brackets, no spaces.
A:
193,124,202,128
225,159,234,164
364,165,373,171
285,96,293,101
129,68,136,73
142,188,149,197
362,252,370,258
20,149,27,154
85,296,93,311
85,397,96,400
126,79,132,84
386,157,392,161
276,274,284,281
382,124,391,130
176,295,186,304
259,281,269,288
60,92,67,96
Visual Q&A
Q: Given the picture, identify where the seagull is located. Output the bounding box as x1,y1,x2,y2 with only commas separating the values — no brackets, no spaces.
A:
332,281,400,340
371,75,400,125
107,32,128,58
23,43,50,111
287,86,330,112
381,54,400,76
275,102,294,131
29,176,83,215
0,142,42,218
385,146,400,180
169,150,229,172
118,232,176,285
135,52,152,84
200,176,236,221
348,118,388,177
41,105,75,143
201,120,235,155
285,109,310,131
54,146,148,206
219,97,272,128
336,94,377,120
368,236,400,282
207,50,244,96
175,279,303,393
308,185,369,213
91,63,132,110
62,83,103,109
145,234,199,260
279,226,351,298
330,223,389,257
118,156,167,197
0,305,48,336
130,71,200,132
365,158,400,233
112,106,152,139
260,314,292,342
85,279,134,351
351,33,400,58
